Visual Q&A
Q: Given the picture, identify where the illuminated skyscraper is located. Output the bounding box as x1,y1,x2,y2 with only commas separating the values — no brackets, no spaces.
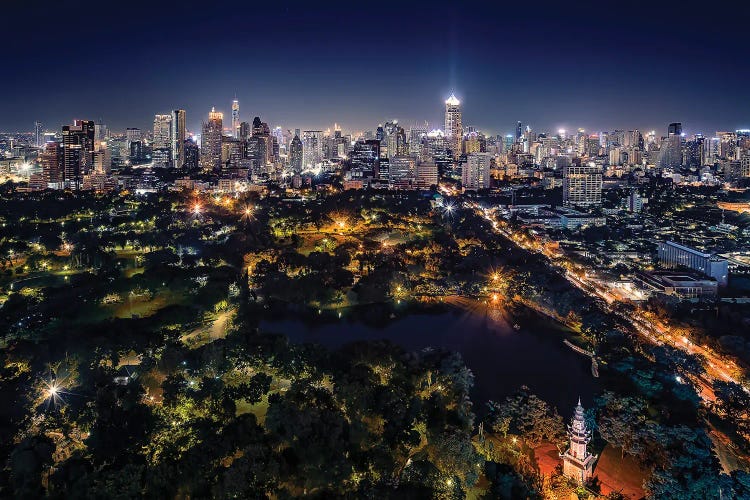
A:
62,120,95,189
152,114,172,167
409,121,428,158
34,121,43,147
231,98,240,139
289,133,303,172
302,130,323,168
171,109,186,167
516,121,523,142
444,94,462,159
41,140,63,185
200,107,223,170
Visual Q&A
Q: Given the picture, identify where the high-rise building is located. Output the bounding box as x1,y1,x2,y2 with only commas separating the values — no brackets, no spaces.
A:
171,109,186,167
231,98,240,139
239,121,250,141
349,139,380,178
462,152,492,191
415,163,438,190
152,114,172,167
126,128,142,161
41,141,63,186
62,120,95,189
668,122,682,137
409,121,428,158
289,133,303,172
302,130,323,169
183,139,199,170
94,120,107,142
200,107,223,170
516,121,523,142
563,165,602,206
34,121,43,147
444,94,462,159
389,156,414,189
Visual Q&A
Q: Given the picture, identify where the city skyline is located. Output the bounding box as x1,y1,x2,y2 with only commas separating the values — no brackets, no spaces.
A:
8,93,750,140
4,1,750,134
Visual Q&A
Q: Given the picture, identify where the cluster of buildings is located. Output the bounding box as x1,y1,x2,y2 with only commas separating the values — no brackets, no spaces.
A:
4,93,750,197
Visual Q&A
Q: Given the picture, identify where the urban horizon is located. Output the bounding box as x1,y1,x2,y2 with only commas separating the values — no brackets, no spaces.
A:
4,1,750,498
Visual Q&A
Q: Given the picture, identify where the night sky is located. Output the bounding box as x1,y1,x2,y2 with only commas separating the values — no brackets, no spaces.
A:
4,0,750,136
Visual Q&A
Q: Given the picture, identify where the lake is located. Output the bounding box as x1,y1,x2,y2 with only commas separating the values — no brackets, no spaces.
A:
260,299,600,415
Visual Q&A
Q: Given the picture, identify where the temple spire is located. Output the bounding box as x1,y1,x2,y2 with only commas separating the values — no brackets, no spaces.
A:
561,398,598,485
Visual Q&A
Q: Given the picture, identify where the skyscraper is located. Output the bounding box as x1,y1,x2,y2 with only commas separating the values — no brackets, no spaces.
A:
444,94,462,159
289,133,303,172
34,121,43,147
231,98,240,139
41,140,63,186
171,109,186,167
200,107,223,171
152,114,172,167
302,130,323,169
408,121,428,158
668,122,682,137
62,120,95,189
516,121,523,142
563,165,602,207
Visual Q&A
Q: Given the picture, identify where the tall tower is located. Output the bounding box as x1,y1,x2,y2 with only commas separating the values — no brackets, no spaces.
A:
61,120,95,189
232,98,240,139
200,107,224,171
561,398,597,484
34,121,43,147
171,109,186,167
152,114,173,167
444,94,462,159
289,133,303,172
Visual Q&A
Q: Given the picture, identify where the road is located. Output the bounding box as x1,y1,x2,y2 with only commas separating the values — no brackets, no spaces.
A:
467,202,747,402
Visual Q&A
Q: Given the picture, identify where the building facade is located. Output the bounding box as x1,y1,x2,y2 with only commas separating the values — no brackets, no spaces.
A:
462,152,491,191
200,107,223,171
657,241,729,286
444,94,462,159
563,165,602,207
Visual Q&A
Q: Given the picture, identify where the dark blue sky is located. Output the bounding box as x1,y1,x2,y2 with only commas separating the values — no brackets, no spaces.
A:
4,0,750,136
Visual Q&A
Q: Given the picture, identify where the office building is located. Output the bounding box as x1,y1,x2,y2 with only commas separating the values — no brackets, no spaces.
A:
563,165,602,206
462,152,491,191
152,114,172,167
657,241,728,286
171,109,186,167
62,120,95,189
200,107,223,170
389,156,414,189
289,133,303,172
302,130,323,169
41,141,63,185
444,94,462,159
231,98,240,139
415,163,438,189
34,121,43,147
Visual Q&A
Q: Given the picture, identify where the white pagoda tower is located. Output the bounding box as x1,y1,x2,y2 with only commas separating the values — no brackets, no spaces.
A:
561,398,597,484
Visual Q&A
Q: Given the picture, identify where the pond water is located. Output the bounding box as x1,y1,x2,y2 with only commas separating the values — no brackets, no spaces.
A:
261,301,600,415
